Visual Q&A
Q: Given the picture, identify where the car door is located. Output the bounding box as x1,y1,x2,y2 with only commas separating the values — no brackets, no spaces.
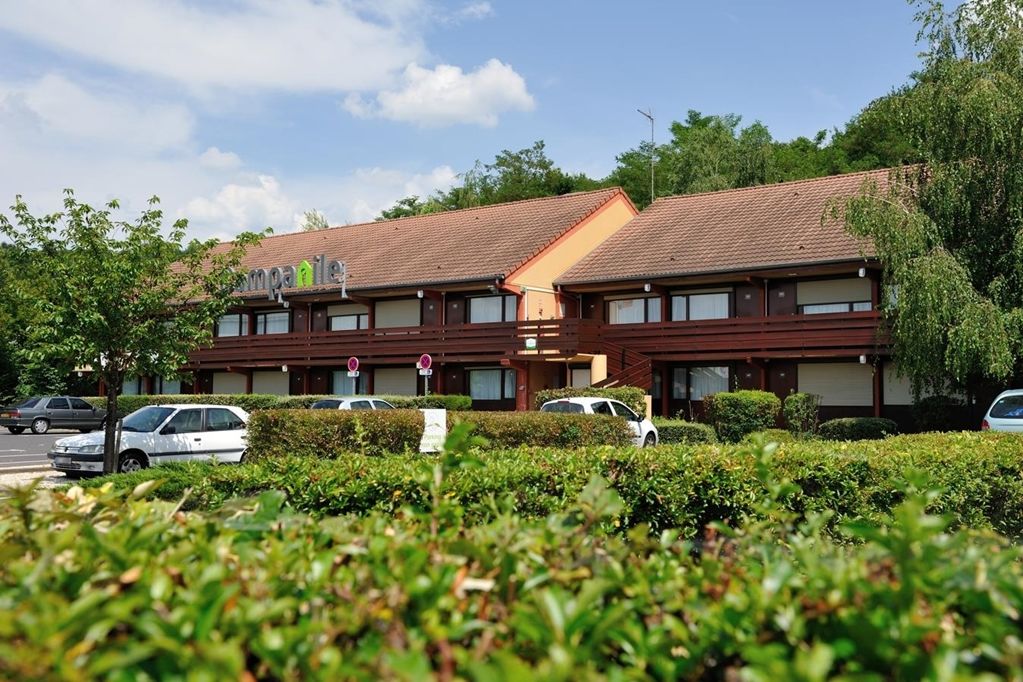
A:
610,400,643,445
152,408,204,464
202,408,247,462
70,398,101,428
44,398,74,429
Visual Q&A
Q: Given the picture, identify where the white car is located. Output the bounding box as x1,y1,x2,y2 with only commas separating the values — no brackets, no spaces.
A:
540,397,659,447
47,404,249,476
982,390,1023,432
310,397,396,410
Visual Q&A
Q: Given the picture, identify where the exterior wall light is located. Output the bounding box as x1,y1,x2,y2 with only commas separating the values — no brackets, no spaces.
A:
281,365,289,373
643,283,652,292
417,289,424,299
858,267,867,278
859,354,867,364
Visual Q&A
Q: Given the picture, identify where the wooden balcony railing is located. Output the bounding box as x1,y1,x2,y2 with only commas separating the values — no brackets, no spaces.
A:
599,311,887,361
188,311,887,369
188,319,605,368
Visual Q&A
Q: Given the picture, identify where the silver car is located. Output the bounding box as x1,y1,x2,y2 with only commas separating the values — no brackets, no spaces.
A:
982,390,1023,432
310,398,396,410
0,396,107,434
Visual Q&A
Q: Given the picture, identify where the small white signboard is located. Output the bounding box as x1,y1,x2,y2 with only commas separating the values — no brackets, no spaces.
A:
419,409,446,453
347,370,360,378
418,368,433,376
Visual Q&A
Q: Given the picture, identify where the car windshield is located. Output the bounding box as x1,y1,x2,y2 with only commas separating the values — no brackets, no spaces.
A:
121,406,175,432
991,396,1023,419
541,401,585,414
15,398,40,408
310,400,341,409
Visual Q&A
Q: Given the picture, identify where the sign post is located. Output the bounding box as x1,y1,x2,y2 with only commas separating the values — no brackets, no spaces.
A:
417,353,433,396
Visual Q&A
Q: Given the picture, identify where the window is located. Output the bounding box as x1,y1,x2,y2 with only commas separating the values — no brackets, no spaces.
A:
163,409,203,434
217,313,248,337
611,401,638,420
608,297,660,324
156,377,181,395
541,401,584,414
255,311,290,335
47,398,70,410
671,366,731,400
468,368,515,400
800,301,872,315
570,367,591,388
348,400,373,410
70,398,93,410
206,408,245,431
371,400,394,410
311,400,342,409
330,313,368,331
121,377,141,396
331,370,368,395
990,396,1023,419
468,295,517,323
670,292,730,321
591,400,613,415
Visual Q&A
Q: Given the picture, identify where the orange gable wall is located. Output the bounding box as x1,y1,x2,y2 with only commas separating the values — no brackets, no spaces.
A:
507,194,636,320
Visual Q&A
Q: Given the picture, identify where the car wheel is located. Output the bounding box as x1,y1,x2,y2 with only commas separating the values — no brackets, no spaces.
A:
79,428,93,434
643,432,656,448
31,418,50,434
6,426,25,434
118,452,147,473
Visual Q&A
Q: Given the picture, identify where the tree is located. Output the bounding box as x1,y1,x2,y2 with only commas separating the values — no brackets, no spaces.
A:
837,0,1023,395
0,191,261,473
301,209,330,231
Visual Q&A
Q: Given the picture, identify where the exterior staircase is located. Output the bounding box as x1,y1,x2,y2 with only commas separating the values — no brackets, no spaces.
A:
592,340,652,390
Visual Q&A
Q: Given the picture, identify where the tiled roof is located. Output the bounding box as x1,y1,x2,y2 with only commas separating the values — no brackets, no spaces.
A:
215,188,628,295
556,169,892,286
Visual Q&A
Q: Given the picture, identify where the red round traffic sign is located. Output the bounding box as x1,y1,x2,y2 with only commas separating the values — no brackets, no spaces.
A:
418,353,432,370
347,356,359,372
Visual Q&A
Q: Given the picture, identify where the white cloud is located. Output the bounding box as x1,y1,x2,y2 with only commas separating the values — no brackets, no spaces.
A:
343,59,535,127
198,147,243,170
0,73,194,153
0,0,423,92
183,175,302,234
454,2,495,22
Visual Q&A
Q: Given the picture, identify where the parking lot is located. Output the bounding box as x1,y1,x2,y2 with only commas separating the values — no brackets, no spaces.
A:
0,430,76,472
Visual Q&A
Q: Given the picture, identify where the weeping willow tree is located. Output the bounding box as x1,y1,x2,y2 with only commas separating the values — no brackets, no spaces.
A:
838,0,1023,395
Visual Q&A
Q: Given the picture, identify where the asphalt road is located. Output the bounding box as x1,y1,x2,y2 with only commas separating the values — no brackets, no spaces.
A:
0,430,83,472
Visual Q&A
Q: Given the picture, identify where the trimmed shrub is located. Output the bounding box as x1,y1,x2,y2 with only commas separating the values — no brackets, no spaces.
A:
85,393,472,414
742,428,797,444
535,386,647,415
11,470,1023,679
819,416,898,441
703,390,782,442
783,392,821,437
652,418,717,444
450,411,635,448
246,408,424,459
82,432,1023,539
913,394,966,432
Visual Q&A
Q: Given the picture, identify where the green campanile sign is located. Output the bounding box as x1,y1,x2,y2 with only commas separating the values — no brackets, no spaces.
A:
235,254,347,300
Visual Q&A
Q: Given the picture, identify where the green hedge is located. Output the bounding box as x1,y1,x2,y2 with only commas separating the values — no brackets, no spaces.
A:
534,386,647,415
15,453,1023,678
450,411,635,448
704,390,782,442
84,393,472,414
742,428,797,444
651,418,717,444
819,416,898,440
246,409,425,459
783,391,820,436
83,432,1023,539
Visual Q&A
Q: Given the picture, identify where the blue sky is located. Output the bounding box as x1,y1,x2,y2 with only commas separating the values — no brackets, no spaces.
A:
0,1,927,239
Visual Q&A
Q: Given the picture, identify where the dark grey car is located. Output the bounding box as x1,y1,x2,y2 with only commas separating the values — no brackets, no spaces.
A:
0,396,107,434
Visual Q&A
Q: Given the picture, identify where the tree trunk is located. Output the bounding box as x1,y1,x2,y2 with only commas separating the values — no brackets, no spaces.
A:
102,381,120,474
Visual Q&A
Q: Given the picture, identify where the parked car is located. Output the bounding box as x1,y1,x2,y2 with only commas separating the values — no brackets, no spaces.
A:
0,396,107,434
310,397,396,410
982,389,1023,432
540,397,659,447
47,404,248,476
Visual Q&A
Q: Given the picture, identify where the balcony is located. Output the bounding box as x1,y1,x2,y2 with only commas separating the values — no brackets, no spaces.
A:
188,319,605,369
600,310,887,362
187,311,887,370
